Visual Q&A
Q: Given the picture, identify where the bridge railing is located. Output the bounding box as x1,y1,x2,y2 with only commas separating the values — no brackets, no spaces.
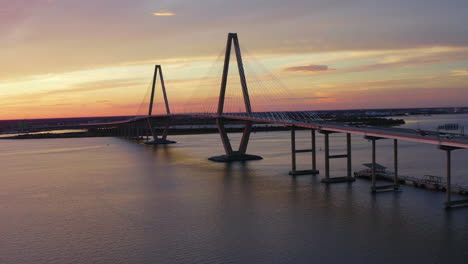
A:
221,111,323,123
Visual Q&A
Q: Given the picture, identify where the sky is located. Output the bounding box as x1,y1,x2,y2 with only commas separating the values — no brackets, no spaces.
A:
1,0,468,119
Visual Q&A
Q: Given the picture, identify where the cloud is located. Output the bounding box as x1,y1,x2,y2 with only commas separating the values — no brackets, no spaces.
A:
40,78,146,97
152,11,176,16
2,78,146,105
342,51,468,73
315,74,467,93
352,47,468,72
279,47,468,76
451,69,468,76
70,78,145,91
281,64,332,72
328,87,468,109
0,0,56,28
278,96,332,101
96,100,113,104
2,0,468,82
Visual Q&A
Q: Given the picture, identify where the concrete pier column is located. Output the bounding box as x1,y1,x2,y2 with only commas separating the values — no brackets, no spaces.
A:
161,119,170,140
364,136,395,193
312,129,317,172
324,132,330,181
138,125,142,140
371,139,377,192
216,118,233,156
291,126,296,174
238,121,252,154
289,128,319,176
209,118,261,162
446,149,452,206
320,130,354,183
145,118,176,145
346,133,352,178
438,145,466,208
394,139,399,190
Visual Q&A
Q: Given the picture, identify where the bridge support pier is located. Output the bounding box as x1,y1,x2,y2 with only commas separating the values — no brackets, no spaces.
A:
138,124,145,141
440,145,468,209
209,119,262,162
133,123,138,140
145,64,175,145
145,118,176,145
130,124,135,139
209,33,261,162
320,131,355,183
393,139,400,190
136,125,141,141
289,127,319,176
365,136,400,193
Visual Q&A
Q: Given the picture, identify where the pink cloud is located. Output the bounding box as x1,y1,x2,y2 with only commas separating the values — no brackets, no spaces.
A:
281,64,332,72
0,0,55,29
318,87,468,110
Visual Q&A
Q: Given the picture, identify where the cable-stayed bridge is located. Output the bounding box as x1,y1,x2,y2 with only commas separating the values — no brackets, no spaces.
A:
82,33,468,208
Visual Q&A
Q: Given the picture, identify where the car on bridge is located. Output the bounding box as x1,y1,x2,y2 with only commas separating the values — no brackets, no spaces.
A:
416,129,428,136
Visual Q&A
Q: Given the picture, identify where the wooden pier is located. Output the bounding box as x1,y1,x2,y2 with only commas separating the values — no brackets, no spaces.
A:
354,164,468,195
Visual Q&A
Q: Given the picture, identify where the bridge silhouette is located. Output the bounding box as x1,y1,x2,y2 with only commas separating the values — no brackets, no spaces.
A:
83,33,468,208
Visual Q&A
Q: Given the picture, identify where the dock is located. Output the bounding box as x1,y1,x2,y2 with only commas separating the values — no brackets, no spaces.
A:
354,164,468,195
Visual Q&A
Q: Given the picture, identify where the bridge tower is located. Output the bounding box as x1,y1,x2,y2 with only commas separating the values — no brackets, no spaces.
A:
145,65,176,145
209,33,262,162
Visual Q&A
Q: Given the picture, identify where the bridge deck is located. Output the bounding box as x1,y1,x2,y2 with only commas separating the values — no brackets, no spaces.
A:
81,113,468,149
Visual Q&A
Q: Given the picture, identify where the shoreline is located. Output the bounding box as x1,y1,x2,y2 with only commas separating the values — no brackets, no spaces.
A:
0,126,299,139
0,117,405,140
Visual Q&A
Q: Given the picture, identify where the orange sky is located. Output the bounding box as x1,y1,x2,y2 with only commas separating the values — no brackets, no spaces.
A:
1,0,468,120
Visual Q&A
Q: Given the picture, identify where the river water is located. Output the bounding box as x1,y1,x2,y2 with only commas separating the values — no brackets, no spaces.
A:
399,113,468,132
1,114,467,263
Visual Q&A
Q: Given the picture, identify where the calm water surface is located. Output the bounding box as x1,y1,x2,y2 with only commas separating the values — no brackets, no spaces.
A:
1,116,468,264
399,113,468,132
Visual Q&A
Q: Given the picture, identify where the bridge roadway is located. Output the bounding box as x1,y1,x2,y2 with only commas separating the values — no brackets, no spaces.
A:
82,113,468,149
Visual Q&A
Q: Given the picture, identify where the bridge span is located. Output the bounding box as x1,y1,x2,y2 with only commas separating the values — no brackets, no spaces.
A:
81,33,467,209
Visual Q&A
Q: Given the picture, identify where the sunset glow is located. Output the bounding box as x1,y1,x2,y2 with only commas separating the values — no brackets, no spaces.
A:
1,0,467,120
152,11,176,16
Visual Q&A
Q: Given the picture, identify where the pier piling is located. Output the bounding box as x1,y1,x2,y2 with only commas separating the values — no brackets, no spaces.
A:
320,131,354,183
365,136,399,193
440,145,468,208
289,127,319,176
